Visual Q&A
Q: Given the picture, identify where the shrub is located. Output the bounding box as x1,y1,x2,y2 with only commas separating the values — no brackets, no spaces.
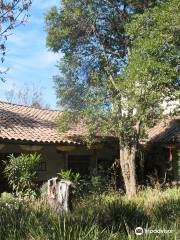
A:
4,153,41,197
57,169,84,195
58,169,80,182
89,166,110,193
58,166,112,196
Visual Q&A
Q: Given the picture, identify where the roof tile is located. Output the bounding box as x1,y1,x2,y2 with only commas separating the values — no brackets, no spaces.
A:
145,117,180,144
0,102,85,144
0,102,179,145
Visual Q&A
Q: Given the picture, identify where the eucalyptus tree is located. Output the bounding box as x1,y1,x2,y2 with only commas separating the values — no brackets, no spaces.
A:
45,0,179,197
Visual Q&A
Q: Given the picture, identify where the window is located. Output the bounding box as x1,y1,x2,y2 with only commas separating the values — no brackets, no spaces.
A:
68,155,90,175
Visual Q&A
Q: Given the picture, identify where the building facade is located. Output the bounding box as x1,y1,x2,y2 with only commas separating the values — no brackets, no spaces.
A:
0,101,179,192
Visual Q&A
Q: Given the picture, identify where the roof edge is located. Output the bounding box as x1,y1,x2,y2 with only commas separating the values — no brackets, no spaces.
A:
0,100,63,112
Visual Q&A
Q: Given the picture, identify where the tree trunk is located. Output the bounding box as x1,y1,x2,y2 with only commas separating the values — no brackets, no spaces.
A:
119,146,137,197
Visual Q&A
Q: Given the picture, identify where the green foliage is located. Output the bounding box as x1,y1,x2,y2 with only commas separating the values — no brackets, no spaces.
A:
88,166,111,193
58,169,83,195
58,167,111,195
58,169,81,183
0,187,179,239
121,0,180,122
56,111,81,133
56,111,71,132
46,0,179,195
45,0,158,113
4,153,41,197
45,0,179,146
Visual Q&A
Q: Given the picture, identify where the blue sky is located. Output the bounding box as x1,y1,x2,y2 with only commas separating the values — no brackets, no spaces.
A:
0,0,61,109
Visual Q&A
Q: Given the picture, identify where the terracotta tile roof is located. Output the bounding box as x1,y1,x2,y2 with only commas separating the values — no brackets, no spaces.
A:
0,101,179,145
0,101,86,144
145,116,180,144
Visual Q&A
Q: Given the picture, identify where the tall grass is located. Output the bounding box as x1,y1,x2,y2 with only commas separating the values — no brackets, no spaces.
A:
0,187,179,240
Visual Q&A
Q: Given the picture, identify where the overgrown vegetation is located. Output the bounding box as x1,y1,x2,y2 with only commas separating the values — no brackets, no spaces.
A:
57,168,112,198
4,153,41,197
0,187,179,240
1,156,179,239
45,0,179,197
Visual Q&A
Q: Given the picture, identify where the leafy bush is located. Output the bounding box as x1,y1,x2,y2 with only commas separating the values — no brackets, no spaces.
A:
57,169,83,195
58,169,80,182
58,166,112,197
88,166,111,193
0,192,22,211
4,153,41,197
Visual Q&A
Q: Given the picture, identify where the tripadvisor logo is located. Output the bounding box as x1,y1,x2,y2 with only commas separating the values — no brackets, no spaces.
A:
135,227,144,236
135,227,173,236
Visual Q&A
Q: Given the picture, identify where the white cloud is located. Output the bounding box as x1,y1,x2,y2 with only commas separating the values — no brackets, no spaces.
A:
7,50,59,75
6,28,59,74
7,29,44,50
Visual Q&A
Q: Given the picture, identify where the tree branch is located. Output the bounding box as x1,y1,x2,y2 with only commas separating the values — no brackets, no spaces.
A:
91,24,120,92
